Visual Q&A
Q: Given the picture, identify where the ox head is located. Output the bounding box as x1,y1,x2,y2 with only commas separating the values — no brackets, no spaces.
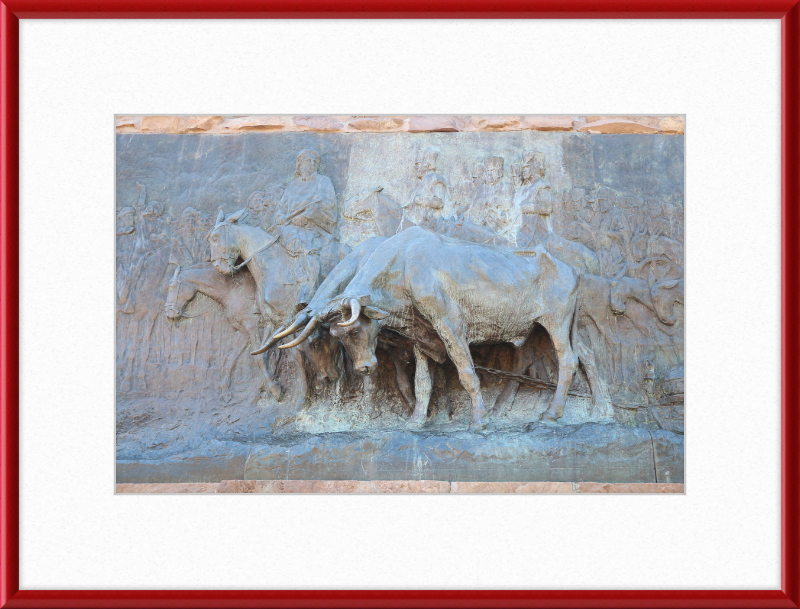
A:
276,296,389,376
650,279,683,325
299,327,341,383
207,209,247,276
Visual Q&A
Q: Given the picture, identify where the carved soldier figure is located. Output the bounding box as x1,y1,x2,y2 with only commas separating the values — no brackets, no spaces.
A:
515,151,599,273
515,151,555,248
400,149,447,230
276,149,339,303
469,156,515,242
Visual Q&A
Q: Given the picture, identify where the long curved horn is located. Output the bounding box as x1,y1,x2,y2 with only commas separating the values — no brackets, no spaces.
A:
278,318,321,349
250,315,309,355
273,314,311,340
338,298,361,327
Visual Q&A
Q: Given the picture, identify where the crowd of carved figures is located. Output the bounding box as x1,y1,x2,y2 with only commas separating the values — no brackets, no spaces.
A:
117,146,684,431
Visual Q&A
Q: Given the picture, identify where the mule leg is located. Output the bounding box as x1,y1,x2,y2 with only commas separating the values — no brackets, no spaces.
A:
434,318,488,431
539,321,579,423
406,345,432,428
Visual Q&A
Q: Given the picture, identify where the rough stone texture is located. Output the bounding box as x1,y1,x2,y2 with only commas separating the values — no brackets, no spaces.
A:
293,116,346,132
407,115,463,132
114,480,684,493
574,482,684,493
466,115,521,131
116,482,220,493
651,429,685,483
216,479,450,493
450,481,573,493
578,118,661,134
140,116,188,133
116,442,251,484
220,116,286,131
659,116,685,134
520,116,574,131
117,115,684,134
114,424,682,484
347,117,406,131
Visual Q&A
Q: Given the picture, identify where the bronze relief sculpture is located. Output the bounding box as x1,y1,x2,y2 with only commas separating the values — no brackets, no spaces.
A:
116,125,684,484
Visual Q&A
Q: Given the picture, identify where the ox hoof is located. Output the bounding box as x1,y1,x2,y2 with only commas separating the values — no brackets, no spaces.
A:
268,381,282,401
404,418,426,430
468,421,488,433
539,412,559,424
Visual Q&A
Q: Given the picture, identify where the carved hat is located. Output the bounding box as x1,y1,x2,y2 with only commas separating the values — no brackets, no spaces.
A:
415,149,438,167
522,150,545,167
296,149,321,170
484,156,504,171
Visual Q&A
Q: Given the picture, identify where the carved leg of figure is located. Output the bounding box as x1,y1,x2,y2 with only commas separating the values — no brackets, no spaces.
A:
135,312,160,390
539,323,579,423
406,345,432,429
221,339,249,402
434,318,488,432
248,328,281,401
433,364,452,420
389,349,415,414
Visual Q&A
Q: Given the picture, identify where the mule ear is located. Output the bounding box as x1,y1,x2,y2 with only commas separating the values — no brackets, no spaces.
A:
656,279,679,290
216,209,225,224
227,208,247,224
364,306,389,320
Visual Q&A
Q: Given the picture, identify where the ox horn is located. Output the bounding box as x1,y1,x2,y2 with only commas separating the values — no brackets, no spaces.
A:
279,318,321,349
338,298,361,327
250,315,309,355
273,314,311,340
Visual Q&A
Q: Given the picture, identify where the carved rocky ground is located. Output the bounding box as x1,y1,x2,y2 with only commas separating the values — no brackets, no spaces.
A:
116,126,684,485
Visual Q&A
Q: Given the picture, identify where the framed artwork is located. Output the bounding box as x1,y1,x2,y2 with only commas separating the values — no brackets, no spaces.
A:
1,4,797,608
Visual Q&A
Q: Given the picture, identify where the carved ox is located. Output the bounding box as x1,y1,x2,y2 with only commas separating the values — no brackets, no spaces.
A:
273,227,607,430
257,236,449,416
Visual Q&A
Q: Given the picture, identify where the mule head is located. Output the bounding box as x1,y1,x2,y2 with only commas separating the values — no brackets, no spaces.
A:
164,266,195,322
651,279,683,326
207,208,247,276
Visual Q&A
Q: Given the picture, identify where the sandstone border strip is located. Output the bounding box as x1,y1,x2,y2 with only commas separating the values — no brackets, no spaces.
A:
116,481,685,494
116,115,684,135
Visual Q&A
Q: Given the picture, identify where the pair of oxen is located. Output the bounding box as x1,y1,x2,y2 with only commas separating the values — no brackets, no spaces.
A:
168,208,682,431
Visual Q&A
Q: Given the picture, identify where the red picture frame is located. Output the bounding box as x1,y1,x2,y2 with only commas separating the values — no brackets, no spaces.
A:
1,3,798,608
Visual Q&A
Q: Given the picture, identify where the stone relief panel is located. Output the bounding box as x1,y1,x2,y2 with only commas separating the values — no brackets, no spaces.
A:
116,130,684,483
